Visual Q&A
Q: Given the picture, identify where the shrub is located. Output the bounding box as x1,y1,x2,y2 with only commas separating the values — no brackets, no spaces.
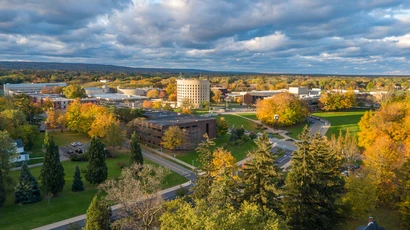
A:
117,161,128,169
249,133,257,139
69,153,87,162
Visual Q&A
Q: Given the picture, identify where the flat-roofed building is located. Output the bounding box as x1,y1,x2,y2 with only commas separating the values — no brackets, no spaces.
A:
4,83,67,96
289,87,309,96
133,111,216,149
177,79,210,108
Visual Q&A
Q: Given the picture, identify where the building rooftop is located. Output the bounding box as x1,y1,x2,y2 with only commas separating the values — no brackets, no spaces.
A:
13,139,24,148
144,111,215,126
91,93,147,101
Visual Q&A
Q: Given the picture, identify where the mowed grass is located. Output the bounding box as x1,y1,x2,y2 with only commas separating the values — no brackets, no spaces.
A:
285,121,310,139
334,206,400,230
239,113,258,121
0,153,187,230
217,114,259,132
174,134,257,167
312,109,368,137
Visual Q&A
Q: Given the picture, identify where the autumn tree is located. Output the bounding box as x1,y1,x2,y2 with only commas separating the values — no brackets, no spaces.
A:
160,199,288,230
193,134,215,199
84,196,110,230
65,100,110,134
85,138,108,184
40,132,65,196
241,134,283,214
40,86,54,94
168,93,177,101
63,84,87,99
329,129,360,169
146,89,159,98
89,113,124,150
45,109,65,129
212,89,222,103
99,163,169,229
142,100,153,108
165,83,176,95
256,92,309,126
12,94,42,124
216,117,229,137
284,127,344,230
319,91,357,111
152,101,162,109
130,132,143,165
161,126,186,150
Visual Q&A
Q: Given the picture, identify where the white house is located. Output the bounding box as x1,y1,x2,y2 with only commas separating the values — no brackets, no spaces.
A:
11,139,30,163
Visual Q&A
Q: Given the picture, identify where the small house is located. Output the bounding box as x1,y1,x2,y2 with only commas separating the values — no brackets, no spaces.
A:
11,139,30,162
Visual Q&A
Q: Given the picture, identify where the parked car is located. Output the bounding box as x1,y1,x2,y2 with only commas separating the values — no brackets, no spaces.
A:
284,138,294,142
76,142,83,146
257,132,263,136
66,150,74,154
71,142,77,147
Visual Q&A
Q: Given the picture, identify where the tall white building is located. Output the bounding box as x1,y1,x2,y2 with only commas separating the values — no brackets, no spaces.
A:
177,79,210,108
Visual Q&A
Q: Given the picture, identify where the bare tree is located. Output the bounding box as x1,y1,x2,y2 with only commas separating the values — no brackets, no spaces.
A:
98,163,169,230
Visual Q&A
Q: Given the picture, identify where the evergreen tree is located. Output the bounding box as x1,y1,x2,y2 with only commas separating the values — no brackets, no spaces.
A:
84,195,110,230
193,134,215,199
283,127,344,230
72,165,84,192
85,137,108,184
14,162,42,204
241,133,283,214
129,132,143,165
40,132,65,196
0,172,5,207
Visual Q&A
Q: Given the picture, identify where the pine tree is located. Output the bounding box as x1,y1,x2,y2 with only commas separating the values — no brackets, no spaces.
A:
84,195,110,230
14,162,42,204
0,172,5,207
85,137,108,184
130,132,143,165
193,134,215,199
284,127,344,230
241,133,283,214
72,165,84,192
40,132,65,196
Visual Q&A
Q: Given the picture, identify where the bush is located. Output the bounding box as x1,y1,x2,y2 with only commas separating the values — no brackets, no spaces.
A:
241,134,250,143
69,153,87,162
117,161,128,169
249,133,257,139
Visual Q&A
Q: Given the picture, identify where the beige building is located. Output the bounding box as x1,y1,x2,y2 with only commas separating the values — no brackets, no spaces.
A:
177,79,210,108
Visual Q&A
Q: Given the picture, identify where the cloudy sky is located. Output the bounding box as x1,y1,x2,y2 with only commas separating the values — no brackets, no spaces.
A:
1,0,410,74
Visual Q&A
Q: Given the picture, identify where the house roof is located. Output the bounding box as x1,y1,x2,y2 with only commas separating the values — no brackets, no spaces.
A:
14,139,24,148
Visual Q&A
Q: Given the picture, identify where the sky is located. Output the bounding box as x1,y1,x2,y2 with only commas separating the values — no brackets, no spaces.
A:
1,0,410,74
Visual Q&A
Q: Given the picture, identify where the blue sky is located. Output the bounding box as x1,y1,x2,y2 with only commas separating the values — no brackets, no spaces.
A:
1,0,410,74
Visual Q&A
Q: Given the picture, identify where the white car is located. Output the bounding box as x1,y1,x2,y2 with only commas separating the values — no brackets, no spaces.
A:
76,142,83,146
71,142,77,147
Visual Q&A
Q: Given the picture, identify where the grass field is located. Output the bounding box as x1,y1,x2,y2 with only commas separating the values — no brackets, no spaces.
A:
285,121,310,139
217,114,259,132
312,109,368,137
239,113,258,121
173,133,257,167
0,153,187,230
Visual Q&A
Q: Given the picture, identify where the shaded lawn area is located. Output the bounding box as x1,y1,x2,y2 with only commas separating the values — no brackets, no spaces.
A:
217,114,259,132
285,122,310,139
333,206,400,230
239,113,258,121
174,134,257,167
0,153,187,230
312,109,368,137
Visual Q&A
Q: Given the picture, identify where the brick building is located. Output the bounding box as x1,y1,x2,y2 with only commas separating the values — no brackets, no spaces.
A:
133,111,216,150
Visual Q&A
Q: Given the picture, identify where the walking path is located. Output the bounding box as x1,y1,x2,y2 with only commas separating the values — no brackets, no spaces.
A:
142,145,197,170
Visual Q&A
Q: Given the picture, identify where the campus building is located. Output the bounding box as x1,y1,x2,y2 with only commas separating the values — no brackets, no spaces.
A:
3,83,67,96
133,111,216,149
177,79,210,108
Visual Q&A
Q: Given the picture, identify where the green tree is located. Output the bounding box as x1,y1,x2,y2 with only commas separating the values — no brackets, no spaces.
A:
84,196,110,230
12,94,42,124
63,84,87,99
14,162,42,204
85,138,108,184
193,134,215,199
0,172,5,207
161,126,186,150
72,165,84,192
216,117,229,137
283,127,344,230
241,133,283,214
130,132,143,165
0,130,17,178
40,132,65,196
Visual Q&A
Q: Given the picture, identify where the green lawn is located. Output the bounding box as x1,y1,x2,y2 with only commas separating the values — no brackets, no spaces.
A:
0,153,187,230
285,121,310,139
217,114,259,132
173,134,257,167
312,109,368,137
239,113,258,121
333,206,400,230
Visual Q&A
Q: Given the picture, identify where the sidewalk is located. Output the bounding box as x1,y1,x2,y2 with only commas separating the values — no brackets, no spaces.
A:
141,145,197,170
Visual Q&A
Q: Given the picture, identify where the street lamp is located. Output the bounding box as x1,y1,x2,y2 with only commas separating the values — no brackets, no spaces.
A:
225,97,230,110
274,114,279,131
